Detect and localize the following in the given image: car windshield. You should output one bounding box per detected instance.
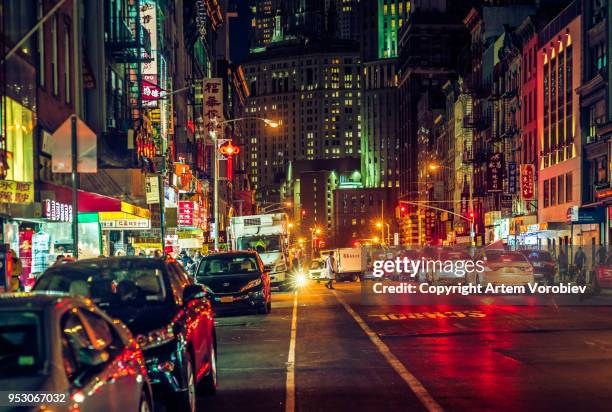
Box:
[310,260,325,270]
[35,258,167,305]
[237,236,281,253]
[0,311,44,376]
[198,255,259,276]
[522,251,553,261]
[486,252,528,263]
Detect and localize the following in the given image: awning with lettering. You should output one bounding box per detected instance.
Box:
[40,183,150,219]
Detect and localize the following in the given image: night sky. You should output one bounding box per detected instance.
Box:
[229,0,252,63]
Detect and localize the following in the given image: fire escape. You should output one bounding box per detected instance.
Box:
[107,0,151,124]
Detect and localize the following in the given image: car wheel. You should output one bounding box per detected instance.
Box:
[200,340,218,395]
[139,391,152,412]
[178,356,196,412]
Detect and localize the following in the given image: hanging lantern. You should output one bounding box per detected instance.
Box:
[219,142,240,156]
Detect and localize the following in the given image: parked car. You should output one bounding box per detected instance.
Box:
[425,248,473,285]
[519,249,556,285]
[592,254,612,294]
[195,251,271,314]
[308,259,326,281]
[0,292,153,412]
[34,256,217,412]
[481,250,535,286]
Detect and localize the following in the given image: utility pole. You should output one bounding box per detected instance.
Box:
[71,0,81,258]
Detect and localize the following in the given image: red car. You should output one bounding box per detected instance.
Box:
[593,255,612,294]
[35,256,217,412]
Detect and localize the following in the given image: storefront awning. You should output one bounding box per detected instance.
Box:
[40,183,150,219]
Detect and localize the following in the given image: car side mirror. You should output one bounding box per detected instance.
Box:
[78,347,109,367]
[183,284,206,302]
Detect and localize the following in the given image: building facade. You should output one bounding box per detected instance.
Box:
[241,39,361,201]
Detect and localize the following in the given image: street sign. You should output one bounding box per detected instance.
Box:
[145,176,160,204]
[51,115,97,173]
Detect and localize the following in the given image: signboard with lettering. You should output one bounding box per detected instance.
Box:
[43,199,73,222]
[202,78,224,140]
[141,1,158,107]
[0,181,34,204]
[178,201,196,227]
[520,164,535,201]
[101,219,151,230]
[567,206,604,224]
[508,162,517,194]
[486,153,504,193]
[145,176,160,204]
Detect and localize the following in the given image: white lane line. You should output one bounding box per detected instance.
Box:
[285,290,298,412]
[332,290,444,412]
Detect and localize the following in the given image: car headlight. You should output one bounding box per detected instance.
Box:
[294,272,308,288]
[239,278,262,292]
[137,326,175,350]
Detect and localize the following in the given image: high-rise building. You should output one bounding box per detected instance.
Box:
[361,59,400,190]
[241,39,361,201]
[361,0,411,60]
[250,0,358,51]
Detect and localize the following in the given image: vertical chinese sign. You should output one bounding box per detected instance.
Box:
[486,153,504,193]
[178,201,195,228]
[520,164,535,201]
[202,78,224,140]
[141,0,158,108]
[508,162,517,194]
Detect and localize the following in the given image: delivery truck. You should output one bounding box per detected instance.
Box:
[321,247,365,282]
[228,213,290,289]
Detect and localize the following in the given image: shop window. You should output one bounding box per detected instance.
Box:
[596,156,608,184]
[550,177,556,206]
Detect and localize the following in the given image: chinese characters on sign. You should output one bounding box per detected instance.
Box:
[140,1,158,107]
[101,219,151,230]
[178,201,197,227]
[486,153,504,193]
[202,78,224,140]
[508,162,517,194]
[141,79,163,102]
[43,199,73,222]
[0,181,34,204]
[520,164,535,201]
[145,176,160,204]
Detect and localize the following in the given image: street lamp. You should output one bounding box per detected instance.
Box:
[376,221,391,245]
[210,116,280,250]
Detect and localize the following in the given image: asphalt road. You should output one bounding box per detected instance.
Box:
[201,281,612,412]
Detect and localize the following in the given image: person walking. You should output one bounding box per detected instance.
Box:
[596,244,607,266]
[557,248,568,282]
[324,251,336,289]
[574,246,587,284]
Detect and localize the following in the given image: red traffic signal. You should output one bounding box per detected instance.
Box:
[301,210,307,216]
[468,211,475,219]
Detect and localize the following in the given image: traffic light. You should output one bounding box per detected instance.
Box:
[301,210,307,216]
[468,211,475,220]
[397,204,408,218]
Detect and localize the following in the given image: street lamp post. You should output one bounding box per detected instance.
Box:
[210,116,279,250]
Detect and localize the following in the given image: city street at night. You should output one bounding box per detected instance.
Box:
[205,283,612,412]
[3,0,612,410]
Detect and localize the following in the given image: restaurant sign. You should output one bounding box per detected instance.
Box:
[0,181,34,204]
